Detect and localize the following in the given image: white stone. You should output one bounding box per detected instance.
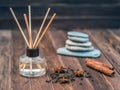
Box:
[67,31,89,38]
[65,45,94,51]
[66,40,92,47]
[68,36,89,42]
[57,47,101,58]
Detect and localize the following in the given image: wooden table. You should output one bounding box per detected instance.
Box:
[0,28,120,90]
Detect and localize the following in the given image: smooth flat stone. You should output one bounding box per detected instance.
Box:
[57,47,101,58]
[67,31,89,38]
[65,45,94,51]
[68,36,89,42]
[66,40,92,47]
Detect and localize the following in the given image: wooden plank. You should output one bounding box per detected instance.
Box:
[0,0,119,6]
[106,30,120,53]
[77,29,115,90]
[41,32,72,90]
[12,30,30,90]
[33,0,120,4]
[1,5,120,20]
[81,29,119,90]
[28,30,53,90]
[85,29,120,74]
[84,29,120,90]
[0,31,12,90]
[110,29,120,36]
[0,19,120,30]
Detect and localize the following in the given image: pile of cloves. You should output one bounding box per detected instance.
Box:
[46,66,92,84]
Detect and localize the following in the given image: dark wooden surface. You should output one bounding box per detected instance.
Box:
[0,0,120,28]
[0,28,120,90]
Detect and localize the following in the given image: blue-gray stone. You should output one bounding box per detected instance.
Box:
[68,36,89,42]
[66,40,92,47]
[65,45,94,51]
[67,31,89,38]
[57,47,101,58]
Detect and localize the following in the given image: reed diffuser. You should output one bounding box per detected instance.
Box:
[10,6,56,77]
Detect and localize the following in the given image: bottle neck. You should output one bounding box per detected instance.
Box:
[26,48,39,57]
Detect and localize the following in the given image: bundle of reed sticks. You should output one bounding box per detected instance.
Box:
[10,5,56,49]
[10,5,56,74]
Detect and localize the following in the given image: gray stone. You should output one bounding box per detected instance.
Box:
[67,31,89,38]
[68,36,89,42]
[66,40,92,47]
[57,47,101,58]
[65,45,94,51]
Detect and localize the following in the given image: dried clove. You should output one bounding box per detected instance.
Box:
[59,77,70,84]
[74,70,84,77]
[80,83,82,85]
[46,66,92,85]
[54,66,65,73]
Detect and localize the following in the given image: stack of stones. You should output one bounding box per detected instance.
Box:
[66,31,93,51]
[57,31,101,58]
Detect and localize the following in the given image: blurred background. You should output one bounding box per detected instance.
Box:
[0,0,120,29]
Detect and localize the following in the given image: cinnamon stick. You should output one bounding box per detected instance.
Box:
[86,58,113,70]
[86,59,114,76]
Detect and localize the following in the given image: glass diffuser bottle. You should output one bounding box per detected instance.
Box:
[19,48,46,77]
[10,5,56,78]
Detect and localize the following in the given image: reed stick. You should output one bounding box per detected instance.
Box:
[23,14,33,49]
[34,13,56,48]
[19,63,24,68]
[28,5,33,74]
[30,59,32,74]
[33,8,50,48]
[23,64,26,71]
[36,64,42,69]
[28,5,33,48]
[10,8,30,48]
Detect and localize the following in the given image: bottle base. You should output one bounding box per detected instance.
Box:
[19,68,46,77]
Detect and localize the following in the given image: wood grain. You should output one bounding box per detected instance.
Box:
[0,31,12,90]
[12,30,30,90]
[42,32,71,90]
[0,29,120,90]
[84,29,120,90]
[28,30,53,90]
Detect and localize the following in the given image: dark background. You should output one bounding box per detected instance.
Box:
[0,0,120,29]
